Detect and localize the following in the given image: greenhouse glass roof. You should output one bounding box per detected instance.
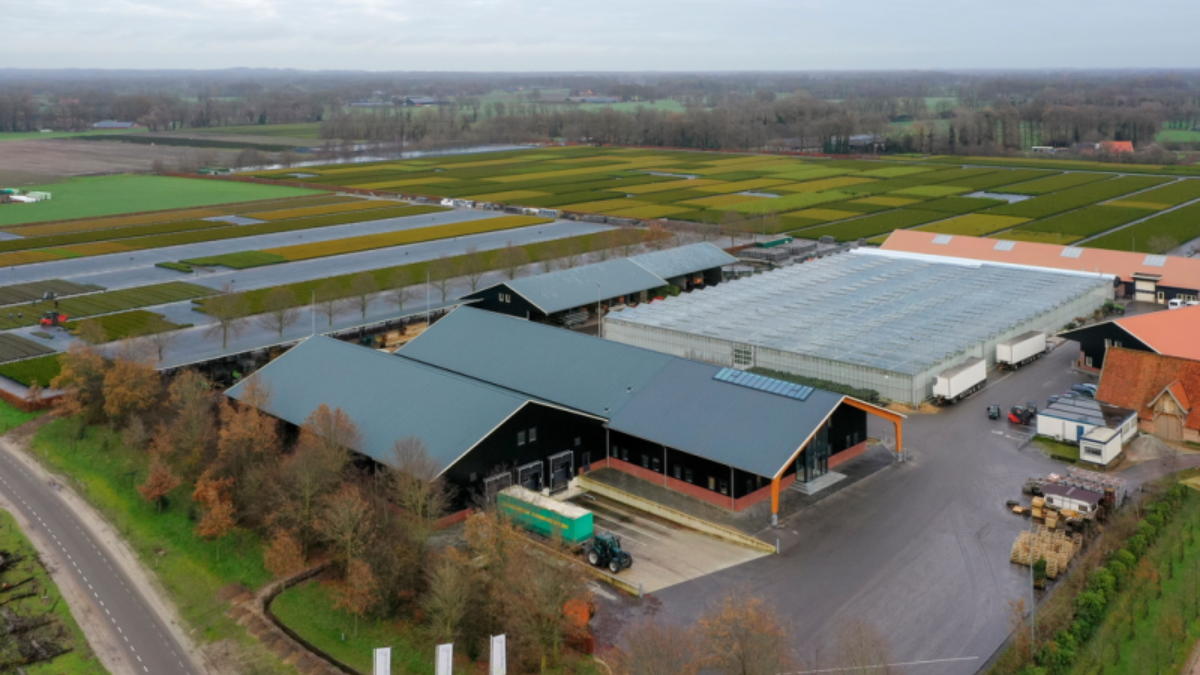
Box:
[606,249,1111,376]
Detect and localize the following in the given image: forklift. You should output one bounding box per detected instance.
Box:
[1008,405,1036,425]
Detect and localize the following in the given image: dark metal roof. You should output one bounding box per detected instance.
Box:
[1039,394,1136,429]
[612,359,845,477]
[399,307,675,417]
[225,336,533,473]
[499,258,667,315]
[1041,483,1102,505]
[400,307,847,477]
[629,243,737,280]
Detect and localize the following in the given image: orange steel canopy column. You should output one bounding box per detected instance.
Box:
[767,397,905,528]
[842,397,905,459]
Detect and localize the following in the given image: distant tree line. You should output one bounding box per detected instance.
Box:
[5,70,1200,157]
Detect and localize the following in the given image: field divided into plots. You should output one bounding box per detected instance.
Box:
[246,148,1200,248]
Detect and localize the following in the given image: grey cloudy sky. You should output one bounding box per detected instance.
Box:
[1,0,1196,70]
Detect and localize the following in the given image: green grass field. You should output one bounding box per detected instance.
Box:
[188,123,323,139]
[1155,128,1200,144]
[0,129,147,142]
[273,580,431,675]
[64,309,188,341]
[0,175,322,227]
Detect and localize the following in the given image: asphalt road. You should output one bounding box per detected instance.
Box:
[0,208,600,291]
[0,441,199,675]
[628,344,1157,674]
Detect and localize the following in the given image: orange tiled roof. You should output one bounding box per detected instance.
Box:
[1097,348,1200,430]
[881,230,1200,292]
[1101,141,1135,153]
[1114,305,1200,361]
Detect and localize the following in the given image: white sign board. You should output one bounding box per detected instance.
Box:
[490,635,507,675]
[374,647,391,675]
[436,643,454,675]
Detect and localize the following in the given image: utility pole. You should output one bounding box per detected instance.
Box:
[311,291,316,335]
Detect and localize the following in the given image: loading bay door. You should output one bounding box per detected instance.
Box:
[517,461,543,492]
[548,451,573,493]
[483,472,512,504]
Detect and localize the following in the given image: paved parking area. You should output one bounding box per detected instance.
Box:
[595,342,1200,674]
[569,492,767,594]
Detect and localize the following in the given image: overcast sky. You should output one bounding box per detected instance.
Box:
[1,0,1197,71]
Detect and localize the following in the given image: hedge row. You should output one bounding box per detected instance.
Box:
[1011,484,1190,675]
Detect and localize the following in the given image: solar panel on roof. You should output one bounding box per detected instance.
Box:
[1143,254,1167,267]
[713,369,816,402]
[1061,247,1083,258]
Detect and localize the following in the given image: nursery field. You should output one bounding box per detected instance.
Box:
[185,214,554,268]
[63,309,188,341]
[0,282,212,331]
[242,147,1200,244]
[0,195,444,269]
[0,353,62,387]
[1088,200,1200,252]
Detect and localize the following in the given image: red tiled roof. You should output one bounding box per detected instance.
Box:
[1114,304,1200,361]
[1096,348,1200,430]
[881,230,1200,292]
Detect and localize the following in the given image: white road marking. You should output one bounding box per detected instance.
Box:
[785,656,980,673]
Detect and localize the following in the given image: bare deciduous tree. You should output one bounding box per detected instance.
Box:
[258,287,300,338]
[833,619,899,675]
[139,314,179,363]
[204,284,249,349]
[388,437,449,536]
[607,617,698,675]
[316,280,346,327]
[497,242,530,280]
[349,272,379,320]
[424,548,474,644]
[429,255,456,302]
[316,484,374,574]
[461,245,487,292]
[388,267,416,312]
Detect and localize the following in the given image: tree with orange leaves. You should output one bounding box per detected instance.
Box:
[194,473,236,560]
[335,558,379,637]
[51,341,109,424]
[217,377,278,477]
[694,592,793,675]
[137,454,181,514]
[102,346,160,427]
[263,529,306,580]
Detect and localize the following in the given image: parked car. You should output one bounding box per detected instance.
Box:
[1168,298,1200,310]
[1072,383,1098,398]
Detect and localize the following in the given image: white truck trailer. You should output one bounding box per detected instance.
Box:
[933,357,987,405]
[997,331,1047,370]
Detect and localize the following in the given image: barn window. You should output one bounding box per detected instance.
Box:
[517,431,526,446]
[685,468,694,483]
[529,427,537,442]
[574,437,581,447]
